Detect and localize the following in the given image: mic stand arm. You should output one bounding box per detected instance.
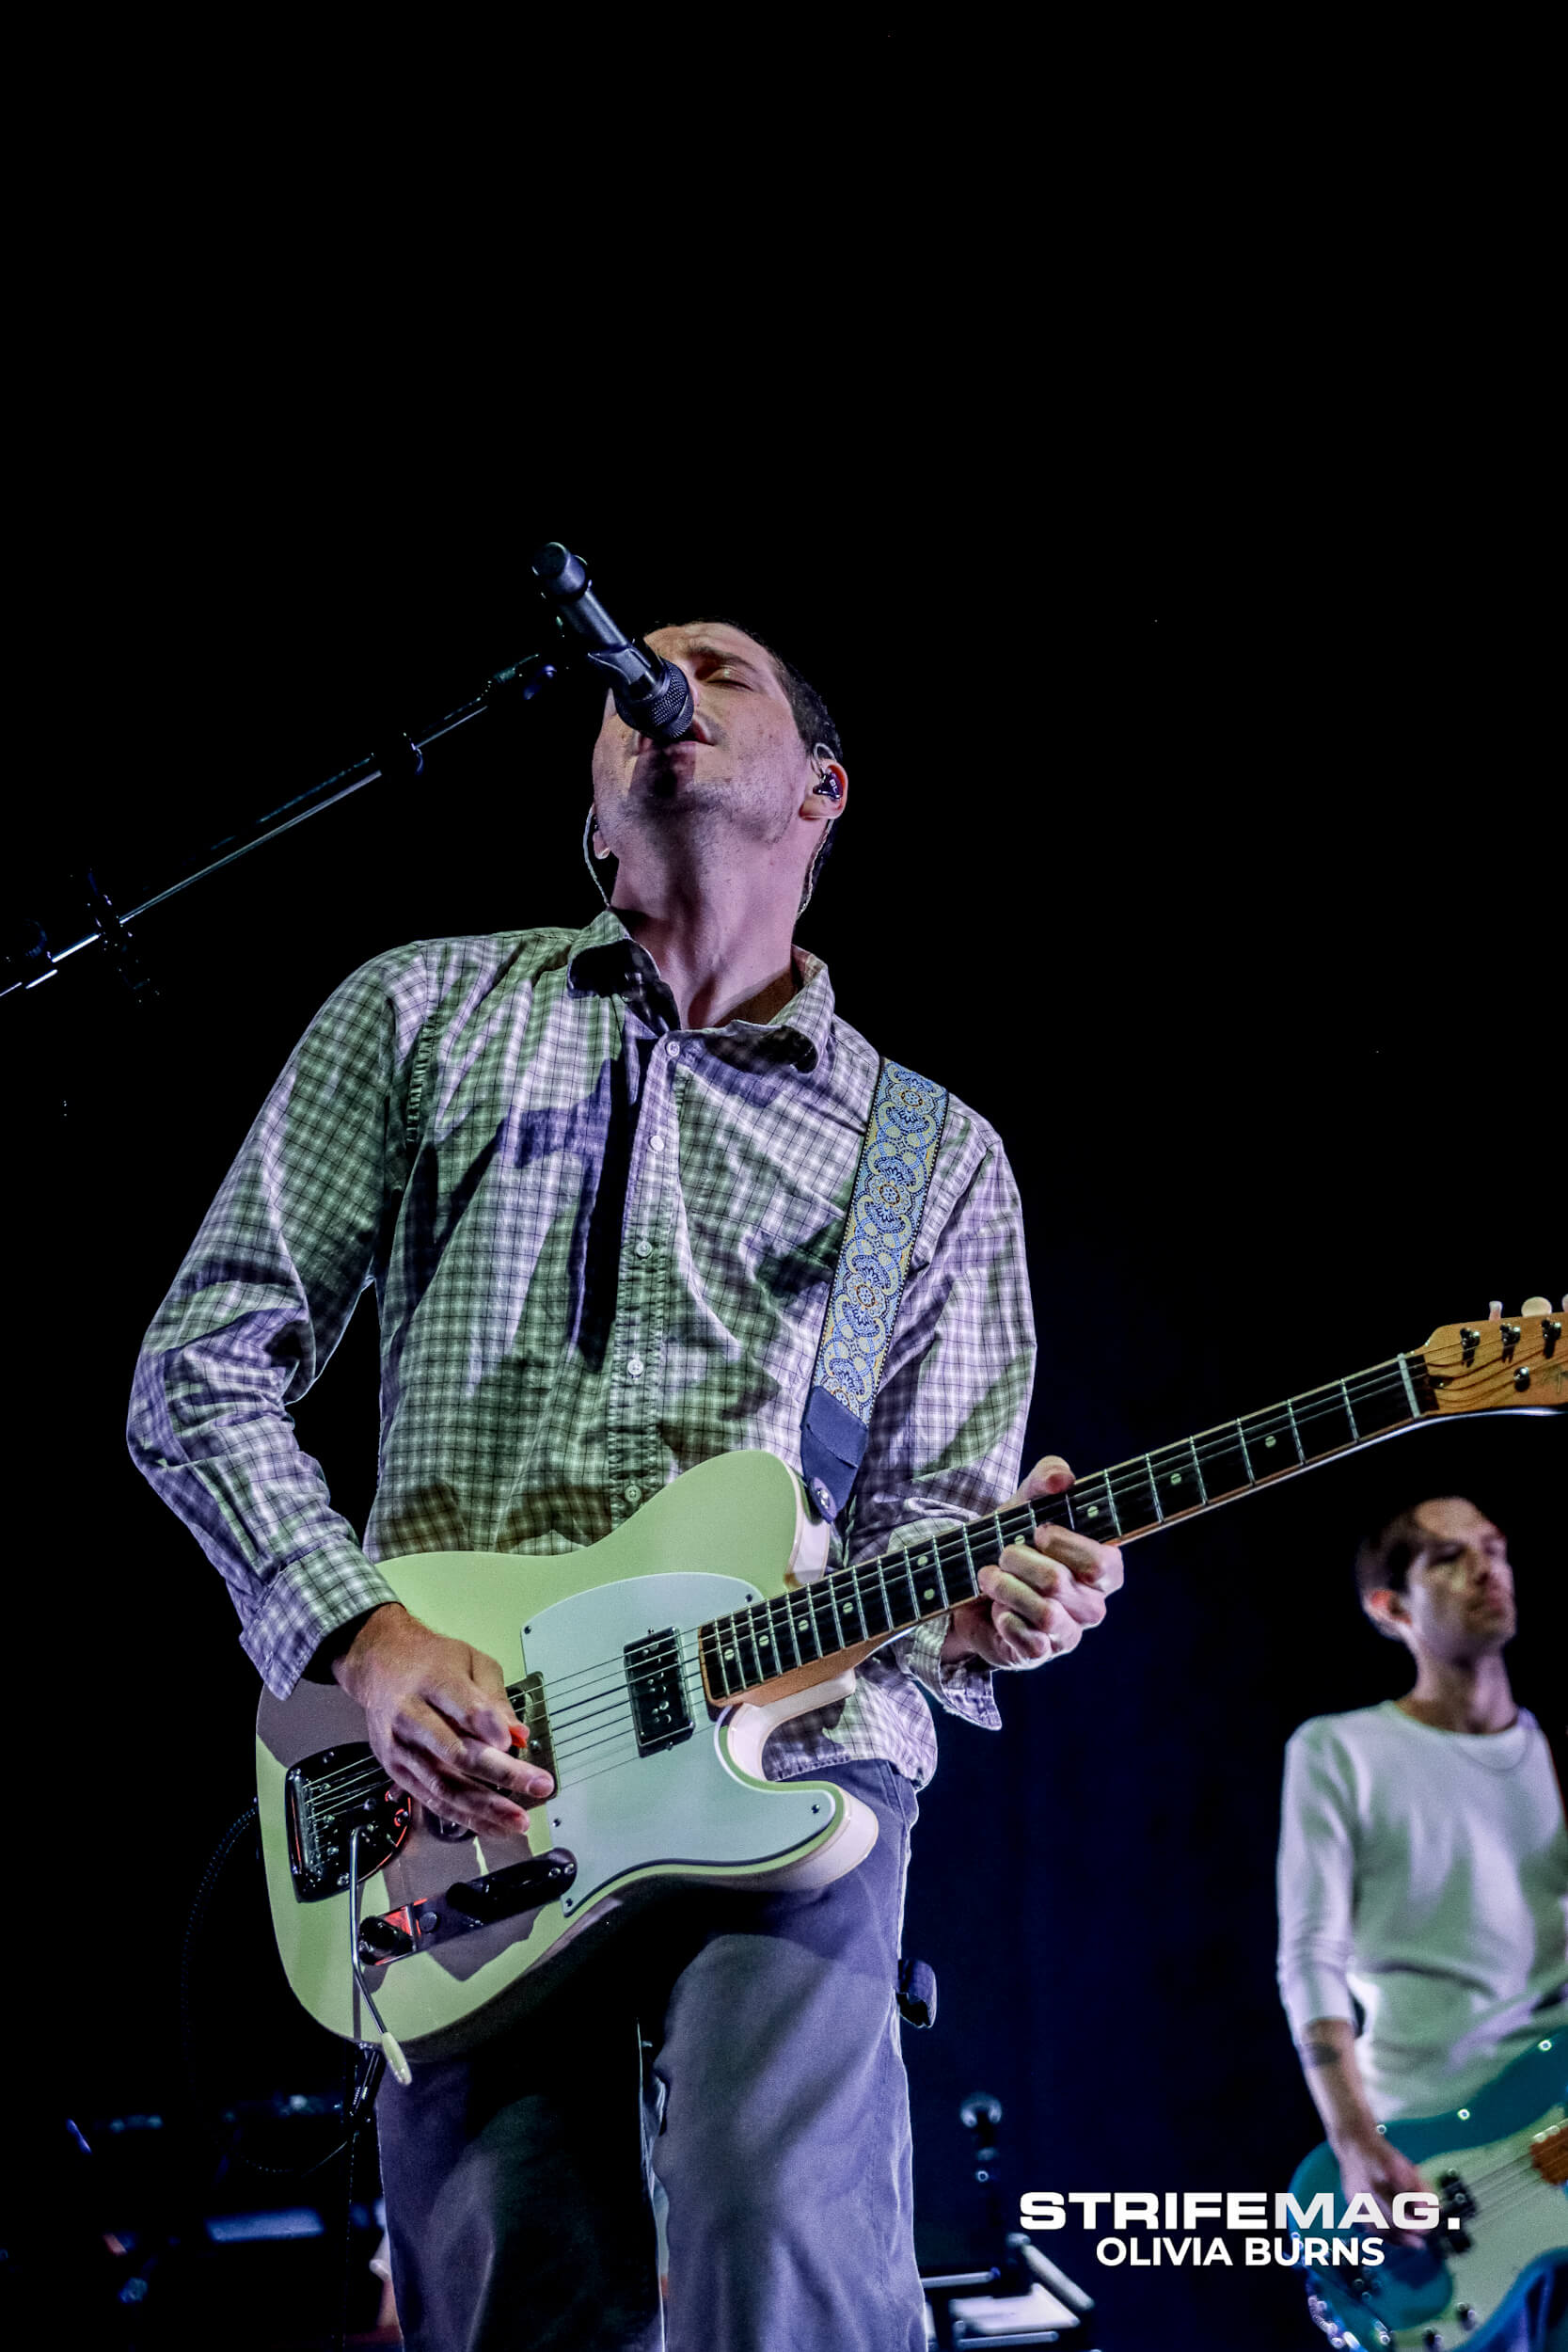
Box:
[3,642,562,1006]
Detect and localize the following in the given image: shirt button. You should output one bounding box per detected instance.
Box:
[624,1482,641,1503]
[626,1356,644,1380]
[648,1136,666,1155]
[635,1240,652,1259]
[664,1039,682,1060]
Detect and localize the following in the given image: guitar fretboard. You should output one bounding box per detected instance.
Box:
[698,1352,1436,1703]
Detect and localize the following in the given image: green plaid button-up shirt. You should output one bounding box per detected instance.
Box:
[129,910,1036,1785]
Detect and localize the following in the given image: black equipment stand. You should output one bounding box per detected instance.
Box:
[3,641,562,1006]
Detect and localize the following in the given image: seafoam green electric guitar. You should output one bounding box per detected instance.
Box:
[255,1303,1564,2075]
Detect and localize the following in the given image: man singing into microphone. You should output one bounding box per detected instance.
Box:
[129,615,1123,2350]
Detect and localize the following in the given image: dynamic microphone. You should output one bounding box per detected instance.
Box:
[530,543,694,744]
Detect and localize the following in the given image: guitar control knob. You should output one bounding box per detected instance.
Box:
[1422,2333,1444,2349]
[1456,2312,1478,2333]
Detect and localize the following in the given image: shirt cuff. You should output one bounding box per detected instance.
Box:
[898,1613,1002,1731]
[1280,1966,1359,2044]
[240,1541,403,1700]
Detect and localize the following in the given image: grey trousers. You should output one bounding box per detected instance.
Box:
[376,1760,928,2352]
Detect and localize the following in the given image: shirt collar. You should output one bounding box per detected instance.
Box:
[565,908,832,1072]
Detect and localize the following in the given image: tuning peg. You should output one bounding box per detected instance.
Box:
[1488,1301,1503,1321]
[1521,1295,1553,1314]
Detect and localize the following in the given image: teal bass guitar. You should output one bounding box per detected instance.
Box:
[1290,2037,1566,2350]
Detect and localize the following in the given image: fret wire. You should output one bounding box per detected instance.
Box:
[704,1624,730,1702]
[836,1567,867,1645]
[1144,1456,1164,1522]
[770,1590,800,1673]
[1339,1377,1359,1441]
[952,1521,980,1604]
[787,1588,820,1661]
[1284,1398,1305,1463]
[847,1557,879,1636]
[1397,1353,1421,1420]
[1187,1433,1207,1503]
[848,1555,883,1636]
[900,1548,926,1623]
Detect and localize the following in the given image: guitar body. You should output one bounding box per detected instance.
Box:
[1290,2040,1567,2349]
[256,1450,879,2062]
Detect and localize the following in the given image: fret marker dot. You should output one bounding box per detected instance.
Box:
[1264,1435,1276,1448]
[1086,1505,1099,1519]
[723,1646,735,1661]
[922,1586,936,1601]
[1170,1471,1182,1485]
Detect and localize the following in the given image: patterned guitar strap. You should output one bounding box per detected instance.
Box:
[799,1057,949,1524]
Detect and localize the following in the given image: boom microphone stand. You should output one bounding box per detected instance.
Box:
[3,537,686,1009]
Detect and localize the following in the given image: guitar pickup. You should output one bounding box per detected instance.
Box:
[1435,2168,1477,2250]
[626,1629,693,1756]
[356,1851,577,1966]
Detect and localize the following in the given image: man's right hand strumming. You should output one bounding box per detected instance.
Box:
[332,1603,554,1839]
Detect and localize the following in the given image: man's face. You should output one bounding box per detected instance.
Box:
[588,621,821,867]
[1386,1497,1517,1660]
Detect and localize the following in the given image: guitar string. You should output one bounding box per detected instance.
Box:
[307,1338,1523,1801]
[301,1359,1449,1812]
[306,1430,1412,1815]
[521,1359,1406,1718]
[308,1650,710,1809]
[1426,2131,1564,2200]
[401,1360,1426,1738]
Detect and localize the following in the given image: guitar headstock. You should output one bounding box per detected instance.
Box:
[1419,1297,1567,1414]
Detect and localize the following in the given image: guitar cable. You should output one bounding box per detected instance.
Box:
[180,1800,387,2179]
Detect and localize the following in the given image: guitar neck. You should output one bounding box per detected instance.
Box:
[699,1349,1440,1706]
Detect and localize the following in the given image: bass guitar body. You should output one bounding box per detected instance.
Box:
[256,1451,878,2063]
[1290,2039,1567,2349]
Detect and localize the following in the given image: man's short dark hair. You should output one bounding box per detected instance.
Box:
[1354,1504,1435,1627]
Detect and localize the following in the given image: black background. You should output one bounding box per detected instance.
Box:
[6,80,1562,2347]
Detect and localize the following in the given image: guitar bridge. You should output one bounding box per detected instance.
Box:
[286,1745,410,1901]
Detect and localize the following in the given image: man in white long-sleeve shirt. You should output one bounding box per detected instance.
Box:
[1277,1494,1567,2350]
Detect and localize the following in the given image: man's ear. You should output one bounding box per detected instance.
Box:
[800,755,848,821]
[1363,1586,1412,1643]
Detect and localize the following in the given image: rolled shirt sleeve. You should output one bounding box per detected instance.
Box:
[127,946,431,1698]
